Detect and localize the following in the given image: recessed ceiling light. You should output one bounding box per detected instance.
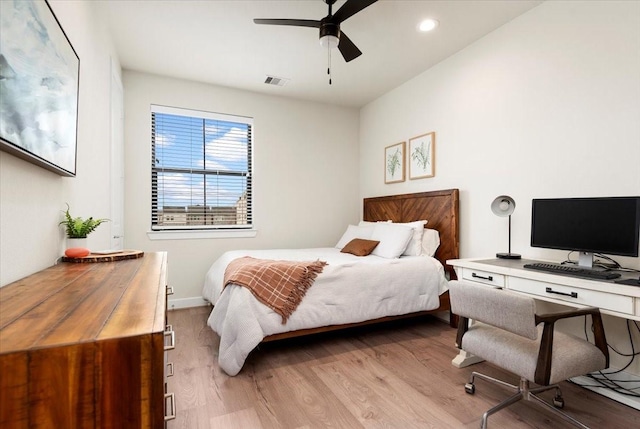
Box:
[418,18,439,32]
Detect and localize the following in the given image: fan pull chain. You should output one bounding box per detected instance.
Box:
[327,44,332,85]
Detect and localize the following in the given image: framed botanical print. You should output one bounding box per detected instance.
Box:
[384,141,405,184]
[409,132,435,179]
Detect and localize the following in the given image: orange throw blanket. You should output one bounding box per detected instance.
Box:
[223,257,328,324]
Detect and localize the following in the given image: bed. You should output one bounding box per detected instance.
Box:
[202,189,460,375]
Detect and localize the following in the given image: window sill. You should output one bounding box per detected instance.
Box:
[147,229,257,240]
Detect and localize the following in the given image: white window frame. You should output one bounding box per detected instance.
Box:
[148,104,255,240]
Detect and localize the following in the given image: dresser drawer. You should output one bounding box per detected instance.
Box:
[462,267,505,287]
[509,277,634,315]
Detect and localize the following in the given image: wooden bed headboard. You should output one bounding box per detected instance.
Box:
[363,189,460,279]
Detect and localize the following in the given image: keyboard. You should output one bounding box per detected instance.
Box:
[523,263,621,280]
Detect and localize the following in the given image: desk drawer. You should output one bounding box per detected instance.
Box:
[462,268,505,287]
[509,277,634,315]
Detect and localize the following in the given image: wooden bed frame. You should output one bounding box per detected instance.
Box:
[262,189,460,342]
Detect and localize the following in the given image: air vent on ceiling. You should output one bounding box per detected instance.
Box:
[264,75,290,87]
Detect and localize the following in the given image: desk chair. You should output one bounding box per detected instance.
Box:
[449,280,609,429]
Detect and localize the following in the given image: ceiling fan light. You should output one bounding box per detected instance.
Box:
[319,34,339,49]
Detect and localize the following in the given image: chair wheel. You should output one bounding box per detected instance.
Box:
[465,383,475,394]
[553,396,565,408]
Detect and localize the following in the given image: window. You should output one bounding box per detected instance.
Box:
[151,105,252,232]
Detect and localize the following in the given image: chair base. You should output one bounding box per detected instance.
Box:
[466,371,590,429]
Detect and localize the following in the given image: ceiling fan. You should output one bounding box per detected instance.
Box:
[254,0,379,63]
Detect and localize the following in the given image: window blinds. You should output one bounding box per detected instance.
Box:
[151,105,253,230]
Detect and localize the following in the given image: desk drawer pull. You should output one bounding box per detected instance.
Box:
[472,272,493,281]
[164,392,176,421]
[545,287,578,298]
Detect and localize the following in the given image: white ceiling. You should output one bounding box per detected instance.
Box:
[96,0,543,108]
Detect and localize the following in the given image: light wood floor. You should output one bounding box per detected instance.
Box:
[166,306,640,428]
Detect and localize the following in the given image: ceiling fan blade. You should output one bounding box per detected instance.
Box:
[337,31,362,62]
[331,0,378,24]
[253,19,321,28]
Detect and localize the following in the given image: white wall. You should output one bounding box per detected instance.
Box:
[123,71,360,306]
[0,0,121,286]
[361,0,640,265]
[360,1,640,373]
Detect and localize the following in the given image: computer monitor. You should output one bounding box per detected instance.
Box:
[531,196,640,268]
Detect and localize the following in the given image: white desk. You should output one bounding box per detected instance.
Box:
[447,258,640,409]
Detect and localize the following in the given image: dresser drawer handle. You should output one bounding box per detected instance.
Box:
[472,272,493,281]
[164,392,176,421]
[166,362,174,377]
[164,329,175,351]
[545,287,578,298]
[166,285,174,296]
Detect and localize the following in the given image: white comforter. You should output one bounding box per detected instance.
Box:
[202,248,449,376]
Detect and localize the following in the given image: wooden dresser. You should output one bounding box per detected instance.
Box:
[0,251,174,428]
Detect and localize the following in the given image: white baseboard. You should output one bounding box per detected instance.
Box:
[168,296,210,310]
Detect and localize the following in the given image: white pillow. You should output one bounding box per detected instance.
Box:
[370,223,413,258]
[335,224,375,248]
[395,220,428,256]
[358,220,392,226]
[421,228,441,257]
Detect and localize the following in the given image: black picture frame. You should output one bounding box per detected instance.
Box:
[0,0,80,177]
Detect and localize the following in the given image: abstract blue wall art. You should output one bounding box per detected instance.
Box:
[0,0,80,176]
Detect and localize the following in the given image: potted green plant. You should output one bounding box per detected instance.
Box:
[60,204,109,252]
